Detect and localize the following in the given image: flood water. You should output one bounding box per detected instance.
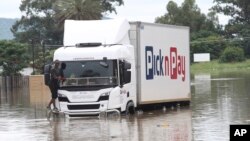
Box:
[1,70,250,141]
[192,70,250,141]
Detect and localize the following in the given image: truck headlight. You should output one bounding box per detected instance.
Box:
[58,93,69,102]
[58,93,67,97]
[101,92,110,96]
[98,92,110,101]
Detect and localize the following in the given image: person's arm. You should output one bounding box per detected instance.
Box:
[51,69,61,80]
[60,69,65,82]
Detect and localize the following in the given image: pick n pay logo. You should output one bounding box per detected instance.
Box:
[145,46,186,81]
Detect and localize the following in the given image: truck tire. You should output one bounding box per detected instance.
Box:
[126,101,135,115]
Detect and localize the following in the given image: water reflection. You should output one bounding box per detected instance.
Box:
[192,71,250,141]
[0,76,192,141]
[0,106,191,141]
[194,74,211,95]
[45,108,191,141]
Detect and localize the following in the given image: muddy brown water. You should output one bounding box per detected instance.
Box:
[1,71,250,140]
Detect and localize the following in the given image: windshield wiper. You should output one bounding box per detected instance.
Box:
[76,43,102,47]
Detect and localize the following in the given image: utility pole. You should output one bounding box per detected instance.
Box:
[31,39,35,74]
[41,40,45,70]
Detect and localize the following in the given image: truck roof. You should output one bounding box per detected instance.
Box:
[53,44,133,61]
[63,18,130,46]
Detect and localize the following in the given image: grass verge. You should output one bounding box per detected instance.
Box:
[191,59,250,74]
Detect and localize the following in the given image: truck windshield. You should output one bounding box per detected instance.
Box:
[60,60,118,87]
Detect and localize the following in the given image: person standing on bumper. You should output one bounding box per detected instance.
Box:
[47,60,61,111]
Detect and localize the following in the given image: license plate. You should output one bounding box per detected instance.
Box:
[72,94,94,100]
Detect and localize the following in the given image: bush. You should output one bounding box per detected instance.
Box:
[219,47,245,63]
[191,35,227,62]
[0,40,29,76]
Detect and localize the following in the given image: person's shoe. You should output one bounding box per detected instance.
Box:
[53,108,59,113]
[46,106,51,110]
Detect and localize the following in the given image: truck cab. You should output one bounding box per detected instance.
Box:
[53,43,136,116]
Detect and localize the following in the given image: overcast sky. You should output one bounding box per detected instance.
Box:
[0,0,230,24]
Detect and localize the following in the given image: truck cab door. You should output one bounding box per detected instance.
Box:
[119,60,132,111]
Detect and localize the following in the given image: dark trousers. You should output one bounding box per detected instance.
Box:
[49,81,59,99]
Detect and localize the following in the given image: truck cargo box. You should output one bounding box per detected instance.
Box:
[129,22,190,104]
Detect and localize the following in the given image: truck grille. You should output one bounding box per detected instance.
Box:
[67,104,100,110]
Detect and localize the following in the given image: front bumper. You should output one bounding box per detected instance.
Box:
[59,101,108,116]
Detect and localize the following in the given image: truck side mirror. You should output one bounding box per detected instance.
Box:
[119,60,131,87]
[124,71,131,83]
[124,61,131,83]
[124,61,131,69]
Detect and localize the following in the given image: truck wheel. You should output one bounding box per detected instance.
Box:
[126,101,135,115]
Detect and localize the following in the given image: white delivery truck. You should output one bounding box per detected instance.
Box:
[47,18,190,116]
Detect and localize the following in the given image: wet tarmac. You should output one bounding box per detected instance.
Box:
[1,70,250,140]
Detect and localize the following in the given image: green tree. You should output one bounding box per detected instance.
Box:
[12,0,123,74]
[32,50,54,74]
[53,0,103,28]
[11,0,62,45]
[155,0,220,33]
[101,0,123,14]
[156,0,224,62]
[212,0,250,57]
[12,0,124,45]
[191,35,227,61]
[212,0,250,25]
[0,41,29,76]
